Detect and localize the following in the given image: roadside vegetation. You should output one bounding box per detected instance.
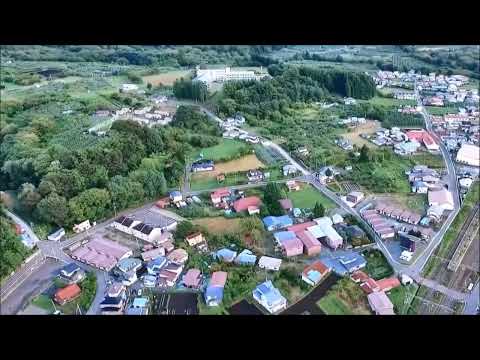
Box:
[363,249,394,280]
[317,278,370,315]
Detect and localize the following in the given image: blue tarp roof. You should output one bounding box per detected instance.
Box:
[273,231,296,244]
[216,248,237,262]
[170,191,182,197]
[263,215,293,229]
[235,250,257,265]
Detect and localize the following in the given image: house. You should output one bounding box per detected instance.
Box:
[247,205,261,215]
[216,173,226,182]
[215,248,237,263]
[126,297,149,315]
[427,205,445,222]
[286,180,300,191]
[310,217,344,250]
[331,213,344,225]
[296,230,322,256]
[394,141,420,155]
[377,277,401,292]
[158,263,184,288]
[235,249,257,266]
[106,282,126,299]
[273,231,297,244]
[263,215,293,231]
[48,228,65,241]
[252,281,287,314]
[338,253,367,273]
[456,144,480,167]
[406,130,439,151]
[233,196,262,213]
[182,268,202,289]
[146,256,167,275]
[185,232,205,247]
[287,221,317,233]
[167,249,188,265]
[155,197,171,209]
[412,180,428,193]
[121,83,139,92]
[281,238,304,257]
[191,160,215,172]
[296,147,310,157]
[278,199,293,212]
[351,270,369,283]
[360,277,381,294]
[367,291,395,315]
[141,247,166,262]
[428,188,454,210]
[302,261,331,286]
[111,216,136,235]
[205,271,228,306]
[459,177,473,189]
[162,241,175,253]
[54,284,81,305]
[247,169,264,182]
[169,191,183,203]
[143,274,157,288]
[117,258,142,275]
[282,164,297,177]
[73,220,91,234]
[59,263,85,284]
[258,256,282,271]
[346,191,364,205]
[400,274,414,286]
[210,188,231,208]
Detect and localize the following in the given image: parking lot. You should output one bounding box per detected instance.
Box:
[228,299,265,315]
[151,292,199,315]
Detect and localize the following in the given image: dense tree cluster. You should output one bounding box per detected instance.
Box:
[0,207,29,280]
[172,78,208,102]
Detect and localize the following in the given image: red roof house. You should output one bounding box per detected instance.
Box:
[183,268,202,289]
[296,230,322,256]
[360,278,381,294]
[156,197,171,209]
[54,283,81,305]
[351,270,369,283]
[377,277,401,292]
[233,196,262,213]
[210,271,228,287]
[287,221,316,233]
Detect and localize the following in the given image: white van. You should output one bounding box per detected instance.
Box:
[467,283,474,292]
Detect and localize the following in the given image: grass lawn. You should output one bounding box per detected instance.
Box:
[365,96,416,107]
[408,152,445,169]
[193,139,250,162]
[387,283,419,315]
[363,249,394,280]
[287,185,335,210]
[192,217,243,235]
[316,293,370,315]
[425,106,458,116]
[190,172,247,191]
[31,294,55,313]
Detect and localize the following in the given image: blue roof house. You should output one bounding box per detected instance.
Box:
[234,249,257,266]
[60,263,81,278]
[147,256,167,275]
[169,191,183,202]
[273,231,297,244]
[205,286,224,307]
[263,215,293,231]
[252,281,287,314]
[338,253,366,273]
[215,248,237,263]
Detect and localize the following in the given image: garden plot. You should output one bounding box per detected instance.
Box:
[142,70,191,86]
[192,217,242,235]
[341,120,381,149]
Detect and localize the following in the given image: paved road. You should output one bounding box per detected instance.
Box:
[463,283,480,314]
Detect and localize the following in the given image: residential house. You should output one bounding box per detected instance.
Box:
[367,291,395,315]
[377,277,401,292]
[54,284,81,305]
[278,199,293,212]
[258,256,282,271]
[167,249,188,265]
[338,252,367,273]
[48,228,65,241]
[169,191,183,203]
[125,297,149,315]
[252,281,287,314]
[182,268,202,289]
[247,169,264,182]
[296,147,309,157]
[360,277,381,294]
[215,248,238,263]
[210,188,231,208]
[205,271,228,306]
[331,213,344,225]
[456,144,480,167]
[281,238,304,257]
[235,249,257,266]
[263,215,294,231]
[233,196,262,213]
[310,217,343,250]
[158,263,184,288]
[111,216,136,235]
[73,220,91,234]
[185,232,205,247]
[427,204,445,222]
[146,256,167,275]
[302,261,331,286]
[296,230,322,256]
[346,191,364,205]
[143,274,157,288]
[394,141,420,155]
[428,188,454,210]
[411,180,428,193]
[58,263,85,284]
[155,197,171,209]
[286,180,300,191]
[351,270,369,283]
[282,164,297,177]
[141,247,166,262]
[191,160,215,172]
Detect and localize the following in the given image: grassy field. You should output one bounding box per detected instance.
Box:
[425,106,459,116]
[31,294,55,313]
[192,217,243,235]
[363,249,394,280]
[142,70,191,86]
[365,96,416,107]
[387,283,419,315]
[388,193,428,213]
[287,184,335,210]
[408,152,445,169]
[317,291,370,315]
[423,181,479,277]
[194,139,251,162]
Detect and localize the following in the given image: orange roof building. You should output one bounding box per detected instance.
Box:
[54,283,81,305]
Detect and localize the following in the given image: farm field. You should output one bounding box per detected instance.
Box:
[192,217,243,235]
[341,120,381,149]
[287,184,335,210]
[364,96,416,107]
[142,70,191,86]
[425,106,459,116]
[194,139,251,162]
[408,151,445,169]
[387,283,419,315]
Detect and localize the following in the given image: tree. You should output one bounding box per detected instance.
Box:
[18,183,42,213]
[35,193,69,226]
[325,167,333,177]
[0,214,29,280]
[313,202,325,218]
[68,188,111,225]
[359,144,370,162]
[239,216,265,248]
[147,83,152,90]
[108,175,145,210]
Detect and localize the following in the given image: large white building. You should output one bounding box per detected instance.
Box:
[456,144,480,167]
[193,67,266,88]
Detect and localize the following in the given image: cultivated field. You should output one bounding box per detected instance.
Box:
[142,70,191,86]
[192,217,242,235]
[194,139,250,162]
[193,155,265,180]
[287,183,335,210]
[341,120,381,149]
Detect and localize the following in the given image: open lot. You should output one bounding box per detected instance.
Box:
[192,217,242,235]
[387,283,419,315]
[316,278,371,315]
[194,139,250,162]
[142,70,191,86]
[363,249,394,280]
[341,120,381,149]
[364,96,416,107]
[287,183,335,210]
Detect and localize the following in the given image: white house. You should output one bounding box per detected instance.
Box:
[73,220,92,234]
[47,228,65,241]
[258,256,282,271]
[252,281,287,314]
[121,84,139,92]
